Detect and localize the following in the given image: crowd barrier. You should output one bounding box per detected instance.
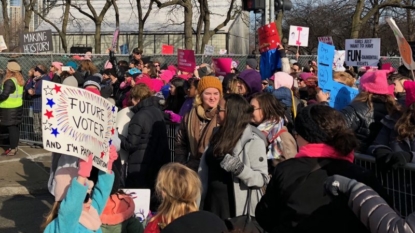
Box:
[12,99,415,217]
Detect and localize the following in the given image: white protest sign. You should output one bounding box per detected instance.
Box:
[219,49,227,55]
[288,26,309,47]
[121,189,151,221]
[333,50,346,71]
[42,81,118,172]
[0,36,7,51]
[116,107,134,165]
[318,36,333,45]
[204,45,214,55]
[345,38,380,67]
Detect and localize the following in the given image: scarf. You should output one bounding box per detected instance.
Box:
[79,206,102,231]
[187,105,217,159]
[295,143,354,163]
[85,87,101,96]
[257,119,285,160]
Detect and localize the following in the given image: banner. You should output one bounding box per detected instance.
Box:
[317,42,335,90]
[177,49,196,73]
[258,22,281,53]
[42,81,118,172]
[0,35,7,51]
[111,27,120,51]
[288,26,309,47]
[204,45,214,55]
[162,44,174,55]
[345,38,380,67]
[20,30,53,53]
[212,58,232,76]
[318,36,333,45]
[386,17,415,70]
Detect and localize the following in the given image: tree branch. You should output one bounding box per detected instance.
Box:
[153,0,184,8]
[70,3,96,22]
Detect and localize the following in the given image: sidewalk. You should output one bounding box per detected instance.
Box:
[0,145,51,196]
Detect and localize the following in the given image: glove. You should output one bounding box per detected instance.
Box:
[107,145,119,172]
[220,154,244,176]
[78,154,93,178]
[165,110,182,123]
[325,175,358,196]
[377,151,412,170]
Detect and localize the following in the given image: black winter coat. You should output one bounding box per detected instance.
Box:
[255,157,391,233]
[119,96,170,189]
[341,100,389,153]
[51,73,62,83]
[0,79,23,126]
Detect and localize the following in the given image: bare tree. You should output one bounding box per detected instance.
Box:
[22,0,36,33]
[1,0,11,51]
[134,0,154,50]
[71,0,113,53]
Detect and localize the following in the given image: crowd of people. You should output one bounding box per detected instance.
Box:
[0,45,415,232]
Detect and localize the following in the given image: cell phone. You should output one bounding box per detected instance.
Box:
[62,66,70,71]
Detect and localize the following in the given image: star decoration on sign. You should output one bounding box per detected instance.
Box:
[111,106,116,113]
[111,128,115,135]
[44,110,54,119]
[51,128,59,138]
[54,84,62,94]
[43,120,52,130]
[100,151,105,158]
[109,139,113,146]
[46,98,55,108]
[43,86,53,95]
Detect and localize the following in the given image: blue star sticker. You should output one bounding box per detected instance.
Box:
[51,128,59,138]
[111,106,116,113]
[46,98,55,108]
[109,139,113,145]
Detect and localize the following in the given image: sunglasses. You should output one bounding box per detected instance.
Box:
[35,67,43,73]
[84,193,91,203]
[262,82,268,85]
[154,64,160,67]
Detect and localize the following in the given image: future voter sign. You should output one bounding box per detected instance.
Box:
[345,38,380,66]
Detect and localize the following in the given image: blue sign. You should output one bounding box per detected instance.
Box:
[328,81,359,110]
[120,44,129,54]
[317,42,335,90]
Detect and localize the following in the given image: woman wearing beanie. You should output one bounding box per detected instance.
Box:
[255,104,391,233]
[199,94,268,220]
[175,76,222,172]
[271,72,296,124]
[41,146,118,233]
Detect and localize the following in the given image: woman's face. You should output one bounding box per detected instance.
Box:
[217,98,226,125]
[187,84,197,98]
[201,87,220,109]
[28,69,34,77]
[298,79,306,88]
[142,64,149,74]
[169,84,176,96]
[237,80,248,95]
[250,98,264,125]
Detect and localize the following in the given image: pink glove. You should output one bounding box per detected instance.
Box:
[107,145,119,172]
[78,155,93,178]
[165,110,182,123]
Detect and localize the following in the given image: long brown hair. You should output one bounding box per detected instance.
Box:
[80,60,98,74]
[251,92,286,123]
[395,103,415,141]
[211,94,254,155]
[353,91,400,114]
[40,201,61,231]
[4,70,25,86]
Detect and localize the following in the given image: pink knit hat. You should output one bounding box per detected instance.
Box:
[404,81,415,107]
[136,76,164,92]
[272,72,294,89]
[104,60,113,70]
[160,70,174,83]
[52,62,63,70]
[299,72,313,81]
[359,70,389,95]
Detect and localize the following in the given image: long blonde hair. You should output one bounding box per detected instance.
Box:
[152,163,201,226]
[40,201,61,231]
[4,70,25,86]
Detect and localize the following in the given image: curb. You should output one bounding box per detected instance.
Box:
[0,186,50,197]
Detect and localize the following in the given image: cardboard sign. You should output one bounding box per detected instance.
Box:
[162,44,174,55]
[318,36,334,45]
[177,49,196,73]
[111,27,120,51]
[328,81,359,110]
[288,26,309,47]
[42,81,118,172]
[345,38,381,67]
[317,42,335,90]
[386,17,415,70]
[258,22,281,53]
[212,58,232,76]
[0,35,7,51]
[333,50,346,71]
[204,45,214,55]
[20,30,53,53]
[121,189,151,221]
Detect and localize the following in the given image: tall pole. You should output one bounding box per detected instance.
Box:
[270,0,275,22]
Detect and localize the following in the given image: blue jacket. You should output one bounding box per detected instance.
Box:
[272,87,292,108]
[25,74,50,113]
[44,171,114,233]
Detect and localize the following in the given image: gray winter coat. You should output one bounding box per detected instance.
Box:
[198,125,269,217]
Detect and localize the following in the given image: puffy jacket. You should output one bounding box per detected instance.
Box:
[340,100,389,153]
[0,79,23,126]
[25,74,50,112]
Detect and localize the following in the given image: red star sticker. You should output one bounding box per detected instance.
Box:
[100,151,105,158]
[111,128,115,135]
[44,110,54,119]
[54,84,62,93]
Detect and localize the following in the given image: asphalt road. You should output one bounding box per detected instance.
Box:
[0,194,54,233]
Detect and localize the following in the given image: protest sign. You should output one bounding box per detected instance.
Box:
[162,44,174,55]
[386,17,415,70]
[121,189,151,221]
[41,81,118,172]
[333,50,346,71]
[120,44,129,54]
[0,35,7,51]
[317,42,335,90]
[318,36,334,45]
[288,26,309,47]
[212,58,232,76]
[177,49,196,73]
[219,49,227,55]
[204,45,214,55]
[345,38,380,67]
[20,30,53,53]
[116,107,134,165]
[258,22,281,53]
[111,27,120,51]
[327,81,359,110]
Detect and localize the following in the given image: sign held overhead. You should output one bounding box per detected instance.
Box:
[288,26,309,47]
[345,38,380,67]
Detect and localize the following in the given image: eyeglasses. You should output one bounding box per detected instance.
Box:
[253,107,261,111]
[217,106,226,113]
[143,65,149,68]
[84,193,91,203]
[154,64,160,67]
[262,82,268,85]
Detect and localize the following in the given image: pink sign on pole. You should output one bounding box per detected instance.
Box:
[177,49,196,73]
[213,58,232,76]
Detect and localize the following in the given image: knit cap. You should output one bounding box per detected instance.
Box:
[84,74,102,90]
[66,61,78,70]
[246,58,258,69]
[359,70,389,95]
[299,72,313,81]
[197,76,223,96]
[272,72,294,89]
[6,61,21,72]
[52,61,63,70]
[404,81,415,107]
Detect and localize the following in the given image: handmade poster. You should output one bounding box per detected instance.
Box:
[0,35,7,51]
[162,44,174,55]
[317,42,335,90]
[111,27,120,51]
[326,81,359,110]
[258,22,281,53]
[177,49,196,73]
[116,107,134,165]
[120,44,129,54]
[219,49,227,55]
[121,189,151,221]
[318,36,334,45]
[345,38,380,67]
[20,30,53,53]
[212,58,232,76]
[41,81,118,172]
[288,26,309,47]
[386,17,415,70]
[333,50,346,71]
[204,45,214,55]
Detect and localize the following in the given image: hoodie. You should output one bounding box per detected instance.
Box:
[238,69,262,101]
